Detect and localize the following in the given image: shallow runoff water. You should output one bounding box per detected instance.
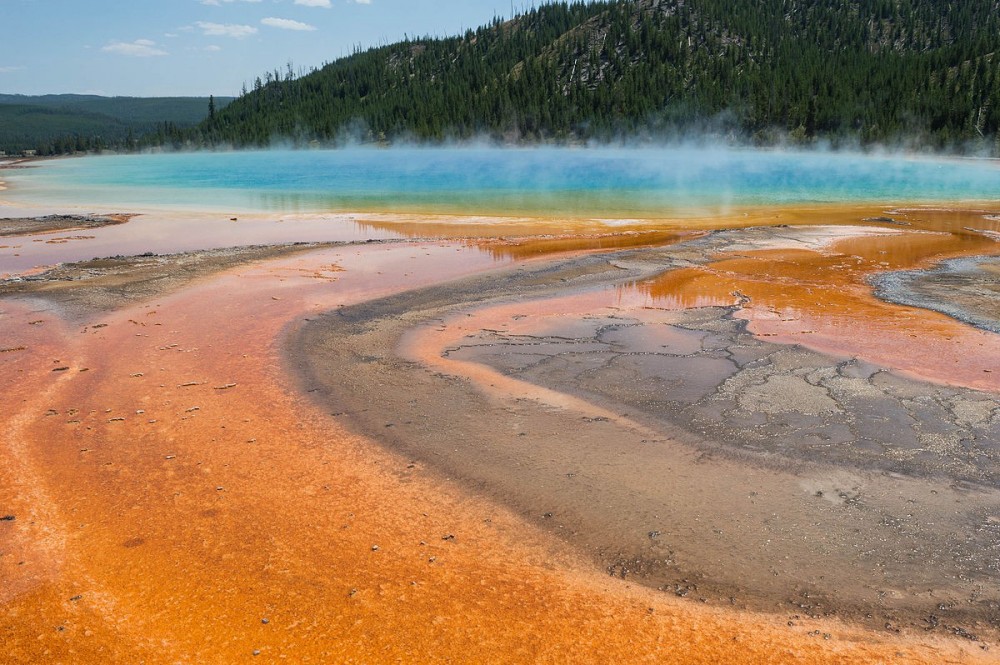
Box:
[7,147,1000,216]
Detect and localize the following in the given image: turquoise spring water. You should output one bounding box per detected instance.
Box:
[8,147,1000,216]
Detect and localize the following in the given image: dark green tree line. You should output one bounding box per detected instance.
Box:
[26,0,1000,154]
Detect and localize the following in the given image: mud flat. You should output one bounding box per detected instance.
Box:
[293,230,1000,647]
[0,242,336,316]
[2,214,998,662]
[872,256,1000,334]
[0,214,134,237]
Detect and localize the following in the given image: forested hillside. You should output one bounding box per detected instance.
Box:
[0,95,233,155]
[188,0,1000,152]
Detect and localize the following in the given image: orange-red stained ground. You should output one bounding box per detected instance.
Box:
[1,240,994,664]
[632,222,1000,390]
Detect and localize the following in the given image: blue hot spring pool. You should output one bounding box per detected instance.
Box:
[6,147,1000,216]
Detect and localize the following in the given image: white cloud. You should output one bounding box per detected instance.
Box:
[352,0,372,4]
[102,39,169,57]
[185,44,224,53]
[0,66,23,73]
[294,0,331,6]
[261,17,317,31]
[195,21,258,38]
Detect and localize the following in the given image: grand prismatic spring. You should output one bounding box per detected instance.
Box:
[3,147,1000,663]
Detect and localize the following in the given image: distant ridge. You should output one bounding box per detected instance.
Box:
[185,0,1000,152]
[0,94,233,155]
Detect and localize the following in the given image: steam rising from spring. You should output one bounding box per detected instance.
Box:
[8,145,1000,216]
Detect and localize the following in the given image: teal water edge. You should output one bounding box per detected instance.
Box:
[7,147,1000,216]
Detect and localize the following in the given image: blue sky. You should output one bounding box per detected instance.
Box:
[0,0,534,97]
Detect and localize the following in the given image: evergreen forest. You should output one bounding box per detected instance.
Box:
[0,95,232,156]
[8,0,1000,154]
[191,0,1000,152]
